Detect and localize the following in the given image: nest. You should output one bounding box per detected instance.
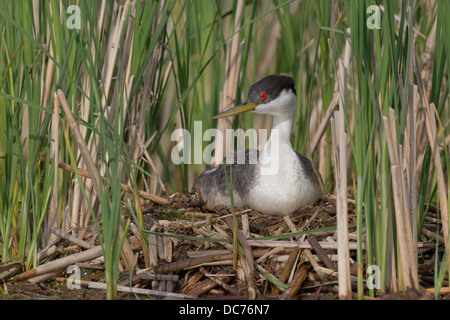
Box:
[3,191,443,300]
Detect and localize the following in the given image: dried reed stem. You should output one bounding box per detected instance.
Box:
[51,227,93,250]
[213,0,244,165]
[15,246,103,281]
[54,277,194,299]
[57,90,101,195]
[246,240,361,250]
[310,93,339,153]
[382,109,419,290]
[331,50,352,298]
[46,92,59,246]
[281,266,309,300]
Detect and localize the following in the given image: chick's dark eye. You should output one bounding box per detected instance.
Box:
[260,93,267,100]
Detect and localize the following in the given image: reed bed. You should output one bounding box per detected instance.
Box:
[0,0,449,300]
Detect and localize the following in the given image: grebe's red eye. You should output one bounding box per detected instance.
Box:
[260,93,267,100]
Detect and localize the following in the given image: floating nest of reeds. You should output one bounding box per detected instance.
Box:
[1,191,446,300]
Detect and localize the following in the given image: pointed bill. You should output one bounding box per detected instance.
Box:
[213,102,259,119]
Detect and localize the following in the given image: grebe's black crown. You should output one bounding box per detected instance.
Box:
[246,75,296,104]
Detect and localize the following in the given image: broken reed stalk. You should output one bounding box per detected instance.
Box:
[118,223,135,271]
[425,287,450,295]
[223,216,254,272]
[0,263,22,282]
[57,89,101,195]
[382,109,419,290]
[155,248,278,274]
[337,130,351,299]
[310,92,339,153]
[51,227,94,249]
[148,225,159,268]
[281,266,309,300]
[156,252,237,274]
[226,214,257,299]
[246,239,361,250]
[331,113,351,299]
[46,92,59,245]
[307,235,336,271]
[303,249,326,280]
[331,53,351,297]
[183,268,236,297]
[29,271,64,284]
[332,43,352,299]
[272,248,300,294]
[15,246,103,281]
[199,267,240,295]
[54,277,195,299]
[213,0,244,165]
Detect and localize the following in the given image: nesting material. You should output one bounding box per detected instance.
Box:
[6,192,441,299]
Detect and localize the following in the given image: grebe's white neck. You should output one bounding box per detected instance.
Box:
[255,89,297,152]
